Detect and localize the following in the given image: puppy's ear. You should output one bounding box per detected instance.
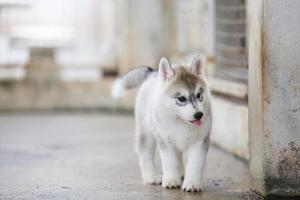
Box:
[159,57,174,81]
[191,56,205,77]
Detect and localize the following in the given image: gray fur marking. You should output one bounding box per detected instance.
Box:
[190,95,198,109]
[122,66,155,89]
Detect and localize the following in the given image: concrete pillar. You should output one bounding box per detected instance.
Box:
[248,0,300,196]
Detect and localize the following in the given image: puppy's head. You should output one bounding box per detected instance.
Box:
[158,56,209,127]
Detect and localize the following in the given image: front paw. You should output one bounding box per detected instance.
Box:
[182,179,202,192]
[162,176,182,189]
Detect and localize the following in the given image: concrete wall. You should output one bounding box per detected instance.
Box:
[0,79,135,111]
[116,0,213,73]
[249,0,300,196]
[115,0,165,73]
[176,0,211,54]
[211,95,248,160]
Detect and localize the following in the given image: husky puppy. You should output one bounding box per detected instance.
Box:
[112,56,212,192]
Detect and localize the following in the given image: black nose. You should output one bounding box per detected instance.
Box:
[194,112,203,120]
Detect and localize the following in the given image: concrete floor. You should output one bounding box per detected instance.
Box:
[0,113,261,200]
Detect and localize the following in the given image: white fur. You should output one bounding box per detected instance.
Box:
[116,56,212,192]
[111,78,125,98]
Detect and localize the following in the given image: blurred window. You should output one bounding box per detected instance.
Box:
[215,0,247,83]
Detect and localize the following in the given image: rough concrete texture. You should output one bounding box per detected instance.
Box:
[0,113,259,200]
[248,0,300,196]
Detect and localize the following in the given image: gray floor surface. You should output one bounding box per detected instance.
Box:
[0,113,261,200]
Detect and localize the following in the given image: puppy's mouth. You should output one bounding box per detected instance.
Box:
[190,119,202,127]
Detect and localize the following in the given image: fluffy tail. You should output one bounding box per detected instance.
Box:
[111,66,155,98]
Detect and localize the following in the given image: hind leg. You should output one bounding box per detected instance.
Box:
[135,130,161,185]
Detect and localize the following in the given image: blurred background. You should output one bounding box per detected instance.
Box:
[0,0,251,198]
[2,1,300,198]
[0,0,248,159]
